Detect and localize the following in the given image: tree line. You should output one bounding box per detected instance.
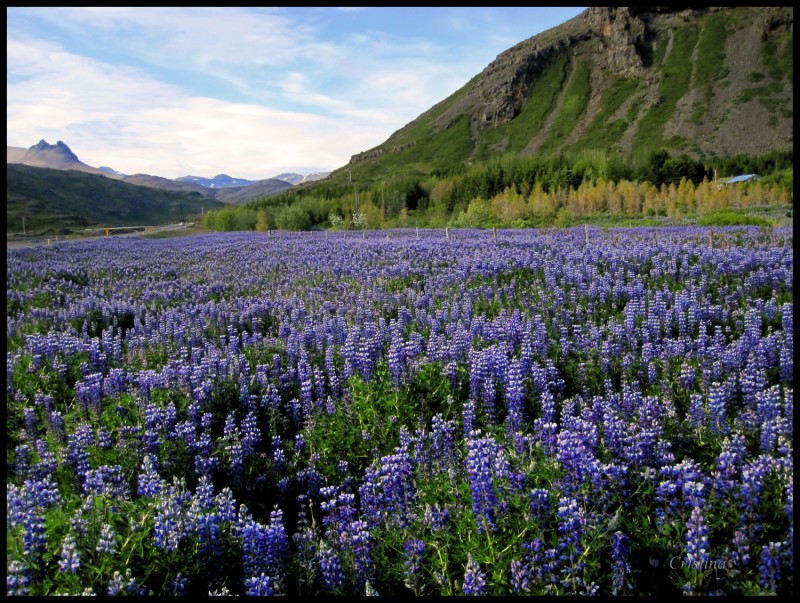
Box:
[202,149,792,231]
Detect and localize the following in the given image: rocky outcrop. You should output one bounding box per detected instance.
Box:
[582,7,647,77]
[349,141,415,164]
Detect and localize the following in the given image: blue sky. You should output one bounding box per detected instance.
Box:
[7,7,586,180]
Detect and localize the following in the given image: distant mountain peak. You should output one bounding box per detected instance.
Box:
[98,166,127,177]
[175,174,255,189]
[30,139,80,163]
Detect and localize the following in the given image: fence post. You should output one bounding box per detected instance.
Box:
[493,226,497,243]
[585,224,589,246]
[445,227,450,240]
[416,227,419,240]
[708,229,714,249]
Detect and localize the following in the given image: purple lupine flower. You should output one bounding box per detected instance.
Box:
[317,541,345,591]
[167,573,188,596]
[505,359,526,436]
[688,394,706,432]
[194,512,223,560]
[96,428,113,450]
[20,510,47,570]
[430,413,458,474]
[70,507,89,538]
[756,386,782,454]
[22,407,37,444]
[13,445,30,481]
[740,351,767,408]
[272,435,286,474]
[465,431,503,534]
[758,541,785,593]
[7,558,31,595]
[228,442,244,486]
[533,418,558,458]
[349,519,375,592]
[403,538,425,595]
[107,569,141,596]
[320,489,358,544]
[246,572,274,596]
[194,432,220,478]
[83,464,129,499]
[511,557,533,593]
[727,529,751,579]
[153,480,189,552]
[423,503,450,532]
[610,531,632,595]
[359,442,416,530]
[137,455,162,498]
[708,382,730,435]
[463,553,487,596]
[462,400,476,435]
[66,425,92,487]
[44,409,65,444]
[529,488,549,528]
[242,509,289,590]
[96,523,116,554]
[264,508,289,591]
[292,496,317,589]
[58,533,81,574]
[685,505,710,570]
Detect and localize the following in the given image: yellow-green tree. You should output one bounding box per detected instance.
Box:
[255,210,270,232]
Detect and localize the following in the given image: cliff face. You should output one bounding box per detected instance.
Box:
[347,6,793,170]
[472,7,649,129]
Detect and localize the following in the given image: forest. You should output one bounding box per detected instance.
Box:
[202,149,793,232]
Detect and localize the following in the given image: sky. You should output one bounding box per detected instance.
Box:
[7,7,586,181]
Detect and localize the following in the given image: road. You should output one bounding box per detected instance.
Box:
[6,223,195,250]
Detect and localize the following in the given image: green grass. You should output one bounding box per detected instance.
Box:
[632,25,699,155]
[761,32,793,83]
[695,12,730,86]
[697,210,773,226]
[576,75,641,151]
[141,225,212,239]
[473,54,570,161]
[538,58,591,155]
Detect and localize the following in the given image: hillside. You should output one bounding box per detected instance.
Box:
[7,140,117,178]
[214,179,294,205]
[326,6,793,187]
[6,164,224,235]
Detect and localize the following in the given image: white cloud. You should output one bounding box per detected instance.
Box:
[6,37,384,179]
[7,7,588,180]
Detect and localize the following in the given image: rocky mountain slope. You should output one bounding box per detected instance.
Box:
[334,6,793,186]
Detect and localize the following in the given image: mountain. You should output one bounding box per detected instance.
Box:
[7,139,121,178]
[213,178,294,205]
[6,163,224,235]
[272,172,331,185]
[7,140,301,206]
[120,174,217,199]
[98,166,126,177]
[325,6,793,187]
[176,174,255,188]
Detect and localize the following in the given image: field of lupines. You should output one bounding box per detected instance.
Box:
[6,226,793,596]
